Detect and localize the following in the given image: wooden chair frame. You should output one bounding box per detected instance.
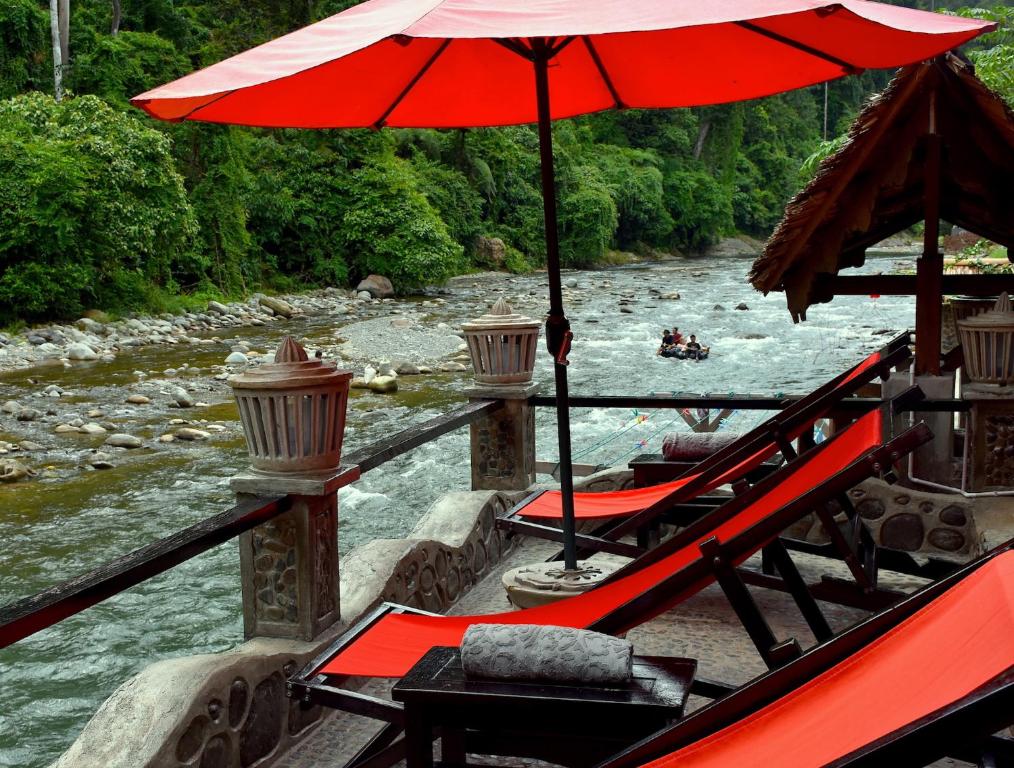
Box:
[496,335,914,559]
[597,541,1014,768]
[287,417,932,768]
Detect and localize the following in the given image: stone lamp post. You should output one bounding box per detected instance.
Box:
[959,293,1014,492]
[463,299,540,492]
[228,337,357,640]
[460,300,616,606]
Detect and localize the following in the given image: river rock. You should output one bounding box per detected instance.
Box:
[0,459,34,483]
[258,296,295,318]
[1,401,20,414]
[396,362,421,375]
[376,361,397,377]
[735,303,750,311]
[89,452,115,469]
[620,306,634,314]
[356,274,395,299]
[126,394,150,405]
[66,341,99,360]
[357,291,373,301]
[171,386,195,408]
[54,424,78,433]
[367,375,398,394]
[439,361,468,372]
[19,441,45,451]
[79,423,107,435]
[75,317,104,334]
[105,434,143,449]
[15,408,40,422]
[418,365,434,374]
[363,365,377,384]
[175,427,210,441]
[713,304,725,311]
[87,409,105,418]
[225,351,249,365]
[390,317,414,329]
[350,377,369,389]
[207,300,231,315]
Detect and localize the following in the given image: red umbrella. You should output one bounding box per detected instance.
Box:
[133,0,991,571]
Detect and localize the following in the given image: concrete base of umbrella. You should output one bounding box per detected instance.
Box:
[501,560,623,609]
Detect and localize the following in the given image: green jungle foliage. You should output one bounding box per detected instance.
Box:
[0,0,1006,322]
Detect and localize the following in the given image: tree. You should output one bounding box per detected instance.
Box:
[48,0,62,100]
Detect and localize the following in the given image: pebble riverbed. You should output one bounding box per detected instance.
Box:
[0,252,919,767]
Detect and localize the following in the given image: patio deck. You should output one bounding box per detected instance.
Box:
[275,504,1014,768]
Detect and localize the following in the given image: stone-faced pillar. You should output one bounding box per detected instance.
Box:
[231,468,358,641]
[467,383,539,492]
[963,384,1014,492]
[462,298,541,492]
[227,336,356,641]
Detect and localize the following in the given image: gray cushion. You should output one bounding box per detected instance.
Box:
[661,431,742,461]
[460,624,633,684]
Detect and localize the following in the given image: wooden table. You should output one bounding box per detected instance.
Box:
[391,646,696,768]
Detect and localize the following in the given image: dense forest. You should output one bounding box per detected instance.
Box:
[0,0,1009,324]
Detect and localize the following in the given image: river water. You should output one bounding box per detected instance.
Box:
[0,254,917,767]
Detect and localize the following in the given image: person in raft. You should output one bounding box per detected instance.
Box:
[684,335,709,360]
[658,329,681,357]
[671,327,684,346]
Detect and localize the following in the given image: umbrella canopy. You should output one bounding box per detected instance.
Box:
[132,0,991,572]
[133,0,988,127]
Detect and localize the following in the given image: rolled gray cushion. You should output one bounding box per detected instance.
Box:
[661,431,742,461]
[460,624,633,684]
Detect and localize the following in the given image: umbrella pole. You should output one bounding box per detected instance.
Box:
[533,46,578,571]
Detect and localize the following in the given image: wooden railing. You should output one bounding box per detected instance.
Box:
[0,399,503,650]
[0,391,967,650]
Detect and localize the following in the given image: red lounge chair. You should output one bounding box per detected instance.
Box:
[497,335,915,561]
[599,544,1014,768]
[288,408,932,768]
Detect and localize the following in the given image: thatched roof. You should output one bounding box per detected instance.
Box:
[750,54,1014,321]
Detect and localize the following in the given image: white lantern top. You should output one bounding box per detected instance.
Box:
[229,336,351,390]
[461,297,540,333]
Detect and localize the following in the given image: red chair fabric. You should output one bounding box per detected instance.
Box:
[644,550,1014,768]
[321,410,882,678]
[520,349,884,521]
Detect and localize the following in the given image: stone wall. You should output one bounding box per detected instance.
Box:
[788,478,983,556]
[49,489,516,768]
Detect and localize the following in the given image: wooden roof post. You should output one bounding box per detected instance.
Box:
[915,91,943,376]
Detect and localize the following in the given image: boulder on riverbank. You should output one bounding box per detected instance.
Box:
[257,295,295,318]
[356,274,395,299]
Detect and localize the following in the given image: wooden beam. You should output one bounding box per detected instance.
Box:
[916,129,944,375]
[813,274,1010,296]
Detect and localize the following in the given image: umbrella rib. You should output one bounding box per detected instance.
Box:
[735,20,861,74]
[581,36,625,109]
[494,37,535,61]
[373,37,453,128]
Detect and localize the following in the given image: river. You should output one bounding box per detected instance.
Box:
[0,253,917,767]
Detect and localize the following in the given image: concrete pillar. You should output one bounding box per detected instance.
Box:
[467,382,539,492]
[230,468,357,641]
[963,383,1014,492]
[912,372,957,485]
